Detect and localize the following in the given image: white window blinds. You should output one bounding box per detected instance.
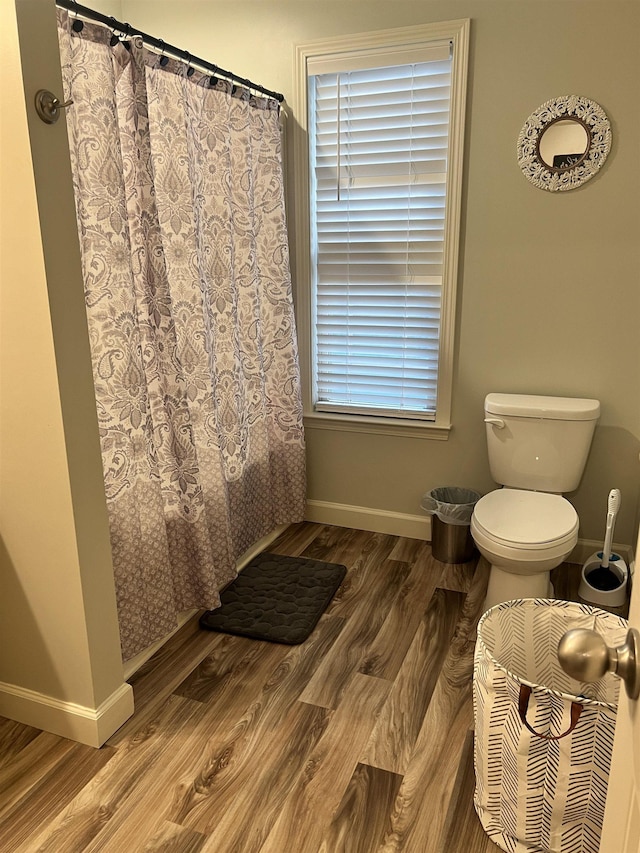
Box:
[309,46,452,419]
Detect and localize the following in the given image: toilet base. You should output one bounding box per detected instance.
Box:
[484,565,554,611]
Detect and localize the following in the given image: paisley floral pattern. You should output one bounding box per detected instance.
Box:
[57,12,305,661]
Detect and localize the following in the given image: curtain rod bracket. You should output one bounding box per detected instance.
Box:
[35,89,73,124]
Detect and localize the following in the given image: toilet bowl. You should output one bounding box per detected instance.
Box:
[471,488,579,610]
[471,393,600,611]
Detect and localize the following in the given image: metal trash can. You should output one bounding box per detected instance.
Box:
[421,486,481,563]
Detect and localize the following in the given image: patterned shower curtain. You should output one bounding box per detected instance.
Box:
[57,11,306,661]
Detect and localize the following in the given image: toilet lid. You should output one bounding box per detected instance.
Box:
[472,489,578,547]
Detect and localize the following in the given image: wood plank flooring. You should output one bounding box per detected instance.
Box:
[0,522,528,852]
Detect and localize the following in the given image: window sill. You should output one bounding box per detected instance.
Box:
[303,411,451,440]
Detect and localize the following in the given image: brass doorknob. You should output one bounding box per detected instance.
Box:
[558,627,640,700]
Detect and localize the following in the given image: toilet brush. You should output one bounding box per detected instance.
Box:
[578,488,628,608]
[599,488,621,571]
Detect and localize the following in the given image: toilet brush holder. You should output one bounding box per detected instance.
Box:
[578,551,628,608]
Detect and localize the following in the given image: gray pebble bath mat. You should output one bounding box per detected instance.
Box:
[199,552,347,644]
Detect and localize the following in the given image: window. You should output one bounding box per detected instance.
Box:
[294,22,469,435]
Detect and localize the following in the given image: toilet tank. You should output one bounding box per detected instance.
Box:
[484,393,600,492]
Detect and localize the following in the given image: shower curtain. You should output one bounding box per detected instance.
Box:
[57,11,306,661]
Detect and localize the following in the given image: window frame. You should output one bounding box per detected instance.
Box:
[292,20,470,440]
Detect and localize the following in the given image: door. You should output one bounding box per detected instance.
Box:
[599,524,640,852]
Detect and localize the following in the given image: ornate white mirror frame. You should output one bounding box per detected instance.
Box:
[517,95,612,192]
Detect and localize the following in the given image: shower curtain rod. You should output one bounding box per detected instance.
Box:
[56,0,285,103]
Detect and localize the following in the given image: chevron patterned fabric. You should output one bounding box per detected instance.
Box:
[472,598,627,853]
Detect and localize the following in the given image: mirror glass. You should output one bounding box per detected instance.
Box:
[538,119,589,171]
[517,96,612,192]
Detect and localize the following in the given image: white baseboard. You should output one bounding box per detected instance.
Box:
[236,523,290,571]
[122,609,199,682]
[305,499,431,540]
[0,527,290,747]
[0,680,134,748]
[568,538,634,570]
[123,523,290,681]
[305,500,634,574]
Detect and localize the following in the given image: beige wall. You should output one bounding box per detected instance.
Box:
[121,0,640,545]
[0,0,129,742]
[92,0,122,14]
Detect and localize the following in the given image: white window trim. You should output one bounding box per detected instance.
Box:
[292,20,470,440]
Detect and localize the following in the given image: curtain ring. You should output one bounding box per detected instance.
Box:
[71,15,83,31]
[158,39,169,67]
[120,22,132,51]
[185,52,195,77]
[108,17,119,47]
[69,0,83,31]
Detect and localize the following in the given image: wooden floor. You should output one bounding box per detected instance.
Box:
[2,520,578,853]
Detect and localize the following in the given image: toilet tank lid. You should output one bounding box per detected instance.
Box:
[485,393,600,421]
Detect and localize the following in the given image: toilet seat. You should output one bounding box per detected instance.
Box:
[472,488,578,552]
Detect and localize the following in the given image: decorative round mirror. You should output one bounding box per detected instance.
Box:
[517,95,612,191]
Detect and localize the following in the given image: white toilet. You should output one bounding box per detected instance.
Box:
[471,393,600,610]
